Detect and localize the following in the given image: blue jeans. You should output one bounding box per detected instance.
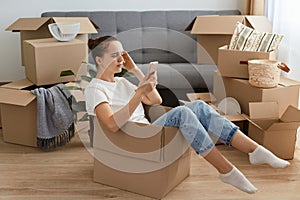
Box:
[152,100,239,155]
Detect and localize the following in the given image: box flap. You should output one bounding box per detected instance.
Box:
[6,18,51,31]
[280,105,300,122]
[249,102,279,119]
[52,17,98,34]
[245,16,272,32]
[0,79,35,106]
[0,78,33,90]
[268,121,300,131]
[225,114,246,122]
[0,88,35,106]
[187,16,244,35]
[279,76,300,87]
[6,17,98,34]
[186,92,216,103]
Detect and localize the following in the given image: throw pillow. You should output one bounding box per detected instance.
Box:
[229,22,283,52]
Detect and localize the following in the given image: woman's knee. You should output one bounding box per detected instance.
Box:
[186,100,207,110]
[172,105,194,116]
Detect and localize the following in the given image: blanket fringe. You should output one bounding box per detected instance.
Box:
[37,123,75,151]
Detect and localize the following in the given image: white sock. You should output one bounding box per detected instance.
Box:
[249,145,290,168]
[219,167,257,194]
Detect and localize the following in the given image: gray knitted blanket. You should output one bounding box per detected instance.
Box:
[31,84,75,150]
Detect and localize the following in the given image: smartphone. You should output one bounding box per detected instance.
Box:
[148,61,158,74]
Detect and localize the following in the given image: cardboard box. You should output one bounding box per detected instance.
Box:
[6,17,98,66]
[213,71,300,116]
[23,38,86,86]
[185,15,272,64]
[0,113,1,129]
[93,105,191,199]
[0,82,8,128]
[247,102,300,159]
[186,92,217,104]
[0,79,38,147]
[217,45,277,78]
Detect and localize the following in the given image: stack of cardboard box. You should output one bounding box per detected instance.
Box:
[187,15,300,159]
[0,17,98,147]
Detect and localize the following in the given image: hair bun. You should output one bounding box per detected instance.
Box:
[88,38,97,50]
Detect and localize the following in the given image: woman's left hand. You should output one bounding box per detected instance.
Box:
[122,51,137,71]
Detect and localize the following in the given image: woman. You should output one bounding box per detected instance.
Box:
[84,36,290,194]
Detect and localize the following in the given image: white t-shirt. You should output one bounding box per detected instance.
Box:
[84,77,150,124]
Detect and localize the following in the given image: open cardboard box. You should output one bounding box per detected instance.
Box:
[246,102,300,159]
[218,45,277,79]
[23,38,86,86]
[185,15,272,64]
[213,71,300,116]
[6,17,98,66]
[0,79,38,147]
[93,105,191,199]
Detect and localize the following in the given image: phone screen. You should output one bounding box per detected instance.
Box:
[148,61,158,74]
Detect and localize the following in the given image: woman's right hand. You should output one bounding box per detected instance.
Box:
[136,72,157,96]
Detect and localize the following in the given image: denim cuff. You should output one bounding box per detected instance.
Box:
[224,126,239,146]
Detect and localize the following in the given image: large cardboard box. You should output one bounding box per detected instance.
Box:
[213,71,300,116]
[93,105,191,199]
[247,102,300,159]
[0,79,38,147]
[6,17,98,66]
[218,45,277,78]
[23,38,86,86]
[185,15,272,64]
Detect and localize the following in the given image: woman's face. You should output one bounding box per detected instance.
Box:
[96,40,125,74]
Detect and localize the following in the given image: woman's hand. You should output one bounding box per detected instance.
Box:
[136,72,157,96]
[122,51,146,81]
[122,51,137,71]
[138,71,157,86]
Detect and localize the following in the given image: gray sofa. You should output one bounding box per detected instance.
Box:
[42,10,240,106]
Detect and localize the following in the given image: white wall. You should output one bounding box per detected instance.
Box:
[0,0,246,82]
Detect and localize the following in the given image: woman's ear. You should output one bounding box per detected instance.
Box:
[95,56,102,66]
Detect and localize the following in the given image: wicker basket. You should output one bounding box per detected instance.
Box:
[248,59,289,88]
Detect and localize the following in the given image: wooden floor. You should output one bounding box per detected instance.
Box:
[1,125,300,200]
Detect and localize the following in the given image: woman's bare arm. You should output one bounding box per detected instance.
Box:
[94,82,154,132]
[123,52,162,105]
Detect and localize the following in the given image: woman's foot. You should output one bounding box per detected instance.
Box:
[219,167,257,194]
[249,145,290,168]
